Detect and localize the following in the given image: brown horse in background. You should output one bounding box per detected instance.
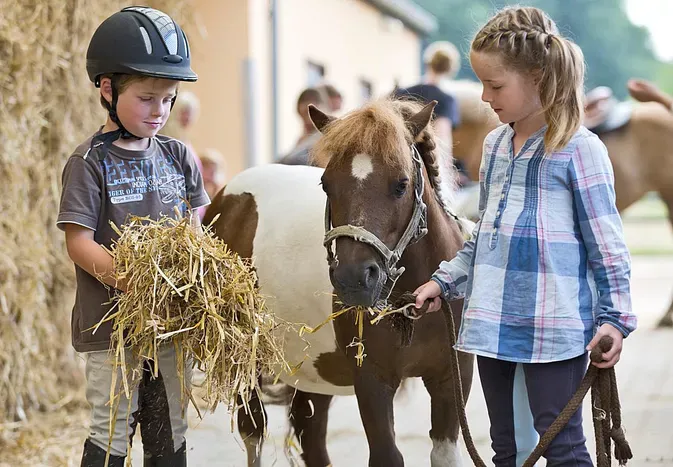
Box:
[444,79,673,327]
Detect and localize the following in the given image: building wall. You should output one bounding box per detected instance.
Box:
[187,0,424,175]
[276,0,422,157]
[187,0,250,177]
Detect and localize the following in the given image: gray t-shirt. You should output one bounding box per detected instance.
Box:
[57,132,210,352]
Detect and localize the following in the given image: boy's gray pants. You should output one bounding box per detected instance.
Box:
[84,345,191,457]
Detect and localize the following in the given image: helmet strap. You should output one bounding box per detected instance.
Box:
[103,74,142,141]
[91,74,145,161]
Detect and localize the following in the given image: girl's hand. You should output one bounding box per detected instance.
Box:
[586,323,624,368]
[413,280,443,313]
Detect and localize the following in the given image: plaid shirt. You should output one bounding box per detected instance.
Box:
[432,124,636,363]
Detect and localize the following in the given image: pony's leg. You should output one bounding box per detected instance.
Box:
[658,192,673,327]
[660,298,673,327]
[237,390,267,467]
[354,371,404,466]
[422,349,474,467]
[288,389,332,467]
[422,374,462,467]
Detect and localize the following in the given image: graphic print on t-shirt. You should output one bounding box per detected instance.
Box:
[102,153,186,206]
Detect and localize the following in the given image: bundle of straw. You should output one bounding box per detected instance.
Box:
[101,213,293,416]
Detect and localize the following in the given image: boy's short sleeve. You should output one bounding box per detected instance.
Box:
[181,146,210,210]
[57,156,101,231]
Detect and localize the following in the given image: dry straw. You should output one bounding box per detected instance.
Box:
[100,212,296,421]
[301,298,421,367]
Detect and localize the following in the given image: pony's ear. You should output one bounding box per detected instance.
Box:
[406,100,437,139]
[308,104,336,133]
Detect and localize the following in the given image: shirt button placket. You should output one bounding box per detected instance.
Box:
[491,166,511,249]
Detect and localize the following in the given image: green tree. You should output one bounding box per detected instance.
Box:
[654,61,673,97]
[416,0,662,99]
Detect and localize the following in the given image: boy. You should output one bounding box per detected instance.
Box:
[57,7,209,466]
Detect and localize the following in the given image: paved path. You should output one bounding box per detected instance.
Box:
[125,256,673,466]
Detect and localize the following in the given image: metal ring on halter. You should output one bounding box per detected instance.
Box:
[400,303,424,320]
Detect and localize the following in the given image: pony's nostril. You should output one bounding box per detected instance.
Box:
[364,262,380,287]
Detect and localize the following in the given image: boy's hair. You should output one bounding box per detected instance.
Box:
[471,7,585,153]
[423,41,461,79]
[98,74,152,109]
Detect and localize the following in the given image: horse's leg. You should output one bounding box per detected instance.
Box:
[422,351,474,467]
[658,191,673,327]
[354,371,404,466]
[288,389,332,467]
[237,390,267,467]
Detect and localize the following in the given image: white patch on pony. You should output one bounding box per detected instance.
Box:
[430,438,461,467]
[351,153,374,181]
[224,164,354,397]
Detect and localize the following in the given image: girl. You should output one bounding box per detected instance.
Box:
[414,6,637,466]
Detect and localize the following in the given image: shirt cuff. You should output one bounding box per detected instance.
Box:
[189,193,211,210]
[596,316,632,338]
[56,212,98,232]
[431,275,459,301]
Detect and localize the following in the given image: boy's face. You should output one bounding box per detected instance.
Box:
[104,78,179,138]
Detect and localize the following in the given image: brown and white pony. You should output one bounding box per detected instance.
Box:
[204,99,474,466]
[444,79,673,327]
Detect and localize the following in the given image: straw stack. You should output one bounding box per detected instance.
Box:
[104,214,293,416]
[0,0,193,444]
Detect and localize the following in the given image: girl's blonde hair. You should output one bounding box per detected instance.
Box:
[471,6,585,152]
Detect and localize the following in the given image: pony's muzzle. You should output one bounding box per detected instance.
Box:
[330,259,384,307]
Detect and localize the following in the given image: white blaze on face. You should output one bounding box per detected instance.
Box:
[351,153,374,181]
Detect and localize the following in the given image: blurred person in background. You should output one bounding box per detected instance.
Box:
[317,82,343,113]
[162,89,201,147]
[395,41,467,187]
[199,147,227,199]
[279,87,330,166]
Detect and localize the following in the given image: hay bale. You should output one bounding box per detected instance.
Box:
[0,398,89,467]
[103,214,293,415]
[0,0,195,442]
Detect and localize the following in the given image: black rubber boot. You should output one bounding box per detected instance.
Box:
[143,441,187,467]
[80,438,126,467]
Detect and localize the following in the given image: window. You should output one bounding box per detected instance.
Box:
[359,79,373,105]
[307,61,325,87]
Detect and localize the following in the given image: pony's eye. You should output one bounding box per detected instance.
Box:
[394,179,409,198]
[320,180,328,193]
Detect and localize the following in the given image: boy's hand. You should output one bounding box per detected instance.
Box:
[412,280,443,313]
[586,323,624,368]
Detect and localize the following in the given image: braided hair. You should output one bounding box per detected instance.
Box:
[472,7,585,153]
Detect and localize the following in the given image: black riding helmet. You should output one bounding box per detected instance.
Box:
[86,6,197,149]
